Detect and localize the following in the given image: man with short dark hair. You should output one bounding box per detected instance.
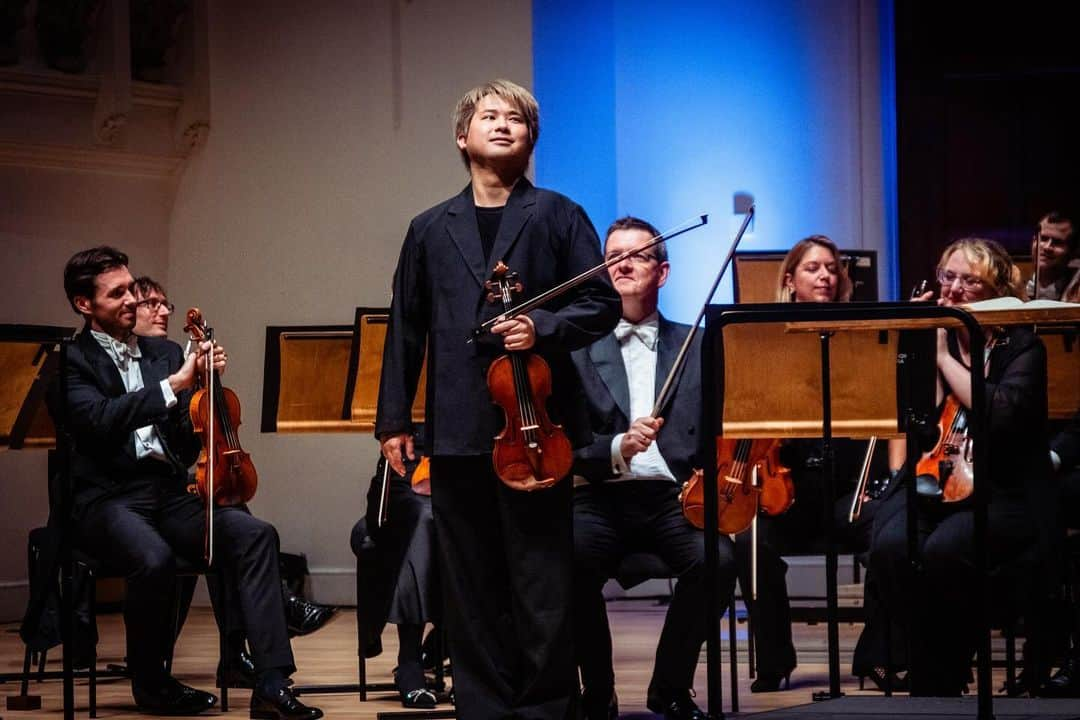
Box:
[1028,211,1080,301]
[58,248,321,719]
[570,217,737,720]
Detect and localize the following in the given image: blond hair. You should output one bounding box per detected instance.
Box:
[452,79,539,167]
[775,235,853,303]
[937,238,1023,299]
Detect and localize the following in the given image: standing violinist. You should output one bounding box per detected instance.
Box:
[376,80,620,720]
[57,247,322,719]
[570,216,737,720]
[868,237,1050,696]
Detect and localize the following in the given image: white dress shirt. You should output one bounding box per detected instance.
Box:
[91,330,176,461]
[608,313,675,483]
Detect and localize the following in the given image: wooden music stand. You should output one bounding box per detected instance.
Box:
[261,308,426,434]
[0,325,75,717]
[733,250,879,303]
[342,307,426,431]
[701,302,996,718]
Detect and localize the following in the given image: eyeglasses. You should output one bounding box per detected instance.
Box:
[936,269,984,292]
[605,252,658,265]
[136,298,175,313]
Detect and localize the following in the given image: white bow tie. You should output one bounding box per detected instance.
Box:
[614,319,658,350]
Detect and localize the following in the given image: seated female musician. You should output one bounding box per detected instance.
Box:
[352,425,442,709]
[736,235,890,692]
[867,237,1051,696]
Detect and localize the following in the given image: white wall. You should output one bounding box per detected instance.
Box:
[167,0,533,603]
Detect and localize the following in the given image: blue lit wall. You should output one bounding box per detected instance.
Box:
[534,0,898,320]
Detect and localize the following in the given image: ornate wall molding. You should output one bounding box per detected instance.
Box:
[0,138,185,178]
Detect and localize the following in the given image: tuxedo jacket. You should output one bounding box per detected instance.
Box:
[570,315,702,483]
[57,329,201,514]
[375,178,621,456]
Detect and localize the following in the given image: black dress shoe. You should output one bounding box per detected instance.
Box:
[285,594,336,637]
[581,687,617,720]
[217,649,258,688]
[250,685,323,719]
[133,676,218,716]
[1040,658,1080,698]
[750,670,791,693]
[646,688,707,720]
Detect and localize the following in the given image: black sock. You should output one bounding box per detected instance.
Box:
[396,624,425,691]
[257,667,287,696]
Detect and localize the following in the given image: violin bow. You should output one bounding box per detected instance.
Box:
[470,214,710,340]
[651,205,756,418]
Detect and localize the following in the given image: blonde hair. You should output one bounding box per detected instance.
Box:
[937,237,1023,299]
[452,79,539,168]
[775,235,853,303]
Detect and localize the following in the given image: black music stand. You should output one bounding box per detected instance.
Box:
[0,324,77,718]
[701,303,994,720]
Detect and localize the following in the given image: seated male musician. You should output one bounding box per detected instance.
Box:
[131,276,334,688]
[1027,210,1080,302]
[58,247,322,718]
[571,217,737,720]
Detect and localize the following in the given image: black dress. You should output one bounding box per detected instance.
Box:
[867,325,1051,695]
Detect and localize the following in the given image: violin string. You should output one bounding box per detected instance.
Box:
[504,282,536,445]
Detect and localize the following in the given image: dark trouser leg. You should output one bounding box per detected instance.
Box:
[572,485,620,697]
[735,517,796,676]
[157,492,294,675]
[645,483,737,693]
[76,485,175,685]
[431,456,577,720]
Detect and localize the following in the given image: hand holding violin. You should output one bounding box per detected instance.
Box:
[491,314,536,351]
[169,341,227,393]
[620,416,663,461]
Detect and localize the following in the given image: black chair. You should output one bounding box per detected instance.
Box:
[5,449,232,717]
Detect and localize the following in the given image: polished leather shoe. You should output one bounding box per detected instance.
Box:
[133,676,217,716]
[1040,658,1080,698]
[216,649,258,688]
[250,685,323,719]
[646,688,707,720]
[285,594,336,637]
[581,687,617,720]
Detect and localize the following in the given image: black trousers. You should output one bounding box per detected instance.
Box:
[868,485,1034,695]
[429,455,577,720]
[573,480,737,697]
[74,475,294,684]
[734,487,877,677]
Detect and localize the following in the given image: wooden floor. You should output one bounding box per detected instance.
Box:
[0,599,1029,718]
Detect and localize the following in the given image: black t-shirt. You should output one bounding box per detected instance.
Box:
[476,206,504,264]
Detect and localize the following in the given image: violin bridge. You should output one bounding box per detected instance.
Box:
[520,424,540,432]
